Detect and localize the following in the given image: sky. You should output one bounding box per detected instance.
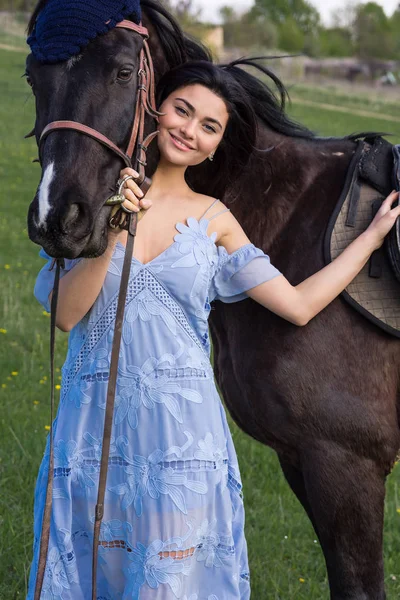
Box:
[193,0,400,25]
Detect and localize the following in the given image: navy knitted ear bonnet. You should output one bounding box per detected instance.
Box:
[27,0,141,63]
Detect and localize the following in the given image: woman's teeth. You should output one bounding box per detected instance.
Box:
[172,135,191,150]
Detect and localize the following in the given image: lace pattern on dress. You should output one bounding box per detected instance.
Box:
[61,268,207,402]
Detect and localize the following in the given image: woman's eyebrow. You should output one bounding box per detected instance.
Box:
[175,97,223,129]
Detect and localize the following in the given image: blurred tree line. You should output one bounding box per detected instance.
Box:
[164,0,400,60]
[223,0,400,59]
[2,0,400,59]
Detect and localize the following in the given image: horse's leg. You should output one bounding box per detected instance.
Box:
[278,457,320,538]
[300,441,386,600]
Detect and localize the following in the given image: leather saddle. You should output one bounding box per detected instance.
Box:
[325,136,400,338]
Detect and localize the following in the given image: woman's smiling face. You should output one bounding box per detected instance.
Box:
[157,84,230,167]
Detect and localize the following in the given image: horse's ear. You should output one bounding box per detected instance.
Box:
[27,0,48,35]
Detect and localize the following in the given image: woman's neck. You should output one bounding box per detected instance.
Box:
[147,158,192,202]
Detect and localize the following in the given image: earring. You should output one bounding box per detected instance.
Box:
[208,152,215,162]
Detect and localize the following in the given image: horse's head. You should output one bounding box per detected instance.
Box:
[26,23,153,259]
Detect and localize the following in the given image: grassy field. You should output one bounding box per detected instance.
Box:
[287,81,400,123]
[1,46,400,599]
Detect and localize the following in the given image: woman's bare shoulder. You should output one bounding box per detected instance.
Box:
[189,192,228,214]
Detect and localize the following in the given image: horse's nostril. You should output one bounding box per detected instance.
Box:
[63,203,80,228]
[61,202,91,240]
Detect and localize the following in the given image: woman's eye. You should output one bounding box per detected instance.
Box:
[176,106,188,116]
[117,68,133,81]
[204,124,217,134]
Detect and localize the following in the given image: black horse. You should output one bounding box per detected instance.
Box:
[26,1,400,598]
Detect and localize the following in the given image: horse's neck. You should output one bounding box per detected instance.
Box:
[226,132,357,254]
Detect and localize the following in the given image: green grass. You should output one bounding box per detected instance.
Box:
[289,102,400,142]
[287,81,400,121]
[0,32,27,51]
[1,47,400,599]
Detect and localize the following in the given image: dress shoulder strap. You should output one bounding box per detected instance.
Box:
[208,208,231,222]
[200,198,219,219]
[200,198,231,221]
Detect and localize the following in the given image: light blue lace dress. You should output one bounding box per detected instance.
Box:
[28,199,281,600]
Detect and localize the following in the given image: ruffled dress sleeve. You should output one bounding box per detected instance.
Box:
[209,243,281,304]
[34,248,81,312]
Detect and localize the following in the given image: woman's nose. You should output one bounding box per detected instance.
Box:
[180,121,196,138]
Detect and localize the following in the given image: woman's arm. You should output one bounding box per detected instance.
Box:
[220,191,400,326]
[50,235,120,332]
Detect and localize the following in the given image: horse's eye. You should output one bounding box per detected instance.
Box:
[117,68,133,82]
[24,71,33,87]
[26,75,36,95]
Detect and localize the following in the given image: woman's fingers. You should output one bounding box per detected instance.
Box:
[118,169,144,202]
[383,190,399,209]
[122,194,152,214]
[117,168,152,219]
[374,191,399,220]
[392,204,400,218]
[124,178,144,199]
[120,167,139,179]
[122,188,140,207]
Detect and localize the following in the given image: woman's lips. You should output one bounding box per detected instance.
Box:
[169,133,194,152]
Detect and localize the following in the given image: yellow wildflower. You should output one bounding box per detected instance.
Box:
[11,371,18,376]
[42,311,50,317]
[44,425,50,431]
[299,578,305,583]
[1,384,6,388]
[33,401,39,405]
[4,264,10,270]
[0,329,7,334]
[55,384,61,390]
[397,508,400,514]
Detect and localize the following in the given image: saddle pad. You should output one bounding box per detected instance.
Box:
[325,146,400,338]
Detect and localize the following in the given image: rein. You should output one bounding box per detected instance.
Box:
[33,20,159,600]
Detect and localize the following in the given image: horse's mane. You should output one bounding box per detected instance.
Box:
[141,0,211,65]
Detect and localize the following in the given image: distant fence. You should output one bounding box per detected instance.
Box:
[221,49,400,85]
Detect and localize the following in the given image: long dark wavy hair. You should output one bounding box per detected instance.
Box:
[156,58,313,197]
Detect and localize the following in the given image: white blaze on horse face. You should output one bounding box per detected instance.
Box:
[38,162,54,229]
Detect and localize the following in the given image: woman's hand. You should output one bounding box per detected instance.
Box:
[365,190,400,249]
[118,167,153,221]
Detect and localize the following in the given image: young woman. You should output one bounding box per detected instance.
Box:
[30,60,400,600]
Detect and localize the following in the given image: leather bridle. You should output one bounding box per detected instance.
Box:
[33,20,159,600]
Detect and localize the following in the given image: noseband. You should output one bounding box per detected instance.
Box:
[33,20,159,600]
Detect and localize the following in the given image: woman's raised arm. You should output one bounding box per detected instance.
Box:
[221,191,400,326]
